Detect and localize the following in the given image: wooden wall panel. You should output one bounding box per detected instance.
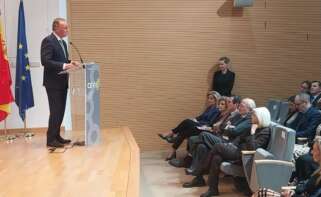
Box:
[68,0,321,150]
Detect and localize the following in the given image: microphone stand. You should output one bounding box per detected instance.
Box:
[69,41,85,68]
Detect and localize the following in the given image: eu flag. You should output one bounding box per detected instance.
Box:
[15,0,34,121]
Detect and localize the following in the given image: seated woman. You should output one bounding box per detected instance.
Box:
[183,107,271,197]
[185,98,255,174]
[158,91,221,160]
[253,136,321,197]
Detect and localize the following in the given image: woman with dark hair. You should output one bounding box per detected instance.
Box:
[212,57,235,96]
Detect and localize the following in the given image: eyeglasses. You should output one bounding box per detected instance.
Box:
[295,102,303,106]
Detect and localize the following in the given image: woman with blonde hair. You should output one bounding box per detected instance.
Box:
[158,91,221,160]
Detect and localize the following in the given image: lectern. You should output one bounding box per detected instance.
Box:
[69,63,100,145]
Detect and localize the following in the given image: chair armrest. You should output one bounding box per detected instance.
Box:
[250,160,294,192]
[255,160,294,166]
[242,150,256,155]
[254,148,275,160]
[296,137,308,145]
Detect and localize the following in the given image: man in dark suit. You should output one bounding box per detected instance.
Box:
[310,81,321,110]
[41,18,80,147]
[294,93,321,143]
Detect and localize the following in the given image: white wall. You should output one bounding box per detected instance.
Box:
[0,0,70,130]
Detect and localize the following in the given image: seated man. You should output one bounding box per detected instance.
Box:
[294,93,321,143]
[284,96,302,130]
[310,80,321,110]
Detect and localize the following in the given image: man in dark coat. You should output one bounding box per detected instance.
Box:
[41,18,80,147]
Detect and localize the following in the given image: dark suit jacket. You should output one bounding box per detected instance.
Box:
[212,69,235,96]
[41,33,70,89]
[232,126,271,151]
[221,112,252,140]
[296,107,321,142]
[311,93,321,110]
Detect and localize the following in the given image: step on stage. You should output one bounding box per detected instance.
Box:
[0,127,139,197]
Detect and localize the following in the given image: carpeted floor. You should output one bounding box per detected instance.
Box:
[140,150,247,197]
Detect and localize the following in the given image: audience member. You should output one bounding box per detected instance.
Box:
[284,96,302,130]
[310,81,321,110]
[294,93,321,143]
[299,80,311,94]
[158,91,221,160]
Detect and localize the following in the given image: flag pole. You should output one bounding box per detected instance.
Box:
[4,119,7,135]
[23,112,34,138]
[4,119,16,142]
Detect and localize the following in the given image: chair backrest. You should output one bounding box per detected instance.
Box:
[276,101,289,125]
[266,99,281,122]
[268,124,296,161]
[266,122,278,150]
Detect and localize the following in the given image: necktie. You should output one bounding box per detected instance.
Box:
[59,40,67,58]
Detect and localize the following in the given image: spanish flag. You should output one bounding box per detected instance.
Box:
[0,10,14,121]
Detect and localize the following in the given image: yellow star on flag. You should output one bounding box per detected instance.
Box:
[21,76,26,80]
[18,43,23,49]
[24,53,28,58]
[25,64,30,70]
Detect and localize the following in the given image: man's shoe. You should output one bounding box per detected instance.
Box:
[165,136,176,143]
[182,177,206,188]
[165,152,176,161]
[168,158,185,168]
[158,133,168,141]
[57,137,71,144]
[47,140,64,148]
[200,189,219,197]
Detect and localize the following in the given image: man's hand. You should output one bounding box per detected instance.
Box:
[64,61,82,70]
[251,124,258,135]
[71,61,82,68]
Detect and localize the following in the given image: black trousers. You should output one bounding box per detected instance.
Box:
[189,132,226,171]
[46,88,67,143]
[294,153,319,182]
[172,119,202,150]
[200,143,241,191]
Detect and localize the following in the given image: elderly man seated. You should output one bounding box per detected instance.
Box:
[294,93,321,143]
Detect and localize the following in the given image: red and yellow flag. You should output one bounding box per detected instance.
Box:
[0,12,14,121]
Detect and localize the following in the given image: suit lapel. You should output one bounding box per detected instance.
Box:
[50,33,68,61]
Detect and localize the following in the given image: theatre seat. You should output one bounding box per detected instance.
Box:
[248,125,295,192]
[220,124,295,192]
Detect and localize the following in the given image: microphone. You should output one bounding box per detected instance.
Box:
[69,41,85,68]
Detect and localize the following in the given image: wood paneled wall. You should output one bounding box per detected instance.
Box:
[68,0,321,150]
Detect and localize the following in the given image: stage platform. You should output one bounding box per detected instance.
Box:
[0,127,139,197]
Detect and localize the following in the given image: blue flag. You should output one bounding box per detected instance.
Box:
[15,0,34,121]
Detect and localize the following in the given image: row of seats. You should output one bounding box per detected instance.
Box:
[266,99,289,124]
[220,123,296,192]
